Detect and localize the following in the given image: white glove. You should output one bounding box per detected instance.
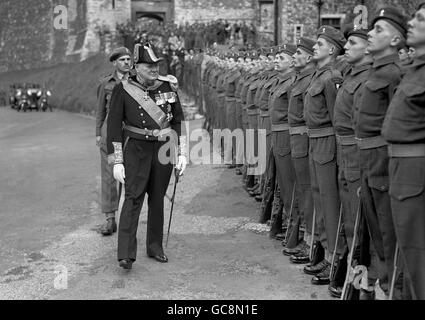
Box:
[113,164,125,184]
[176,155,187,176]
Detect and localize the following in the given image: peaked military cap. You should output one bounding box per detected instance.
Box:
[347,24,369,41]
[109,46,131,62]
[296,37,316,55]
[371,6,408,38]
[133,42,164,64]
[317,25,346,50]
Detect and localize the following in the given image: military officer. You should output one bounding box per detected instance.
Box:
[302,26,346,286]
[96,46,131,236]
[353,6,408,299]
[286,37,316,265]
[382,3,425,300]
[329,26,373,298]
[107,42,187,269]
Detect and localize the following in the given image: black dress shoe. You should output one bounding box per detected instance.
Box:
[359,289,375,300]
[235,168,243,175]
[119,259,133,270]
[254,195,263,202]
[148,253,168,263]
[100,218,117,236]
[311,263,331,285]
[328,284,342,298]
[304,259,330,276]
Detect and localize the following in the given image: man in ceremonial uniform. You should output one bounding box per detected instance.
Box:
[354,6,407,299]
[330,26,373,298]
[96,47,131,236]
[382,3,425,300]
[302,26,346,286]
[286,37,316,264]
[107,43,187,269]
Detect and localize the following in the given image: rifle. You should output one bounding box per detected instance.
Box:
[165,168,181,248]
[284,183,297,245]
[309,208,317,261]
[330,204,343,280]
[389,242,400,300]
[341,190,362,300]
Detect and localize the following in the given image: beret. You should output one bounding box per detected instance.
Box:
[280,43,297,56]
[296,37,316,55]
[109,47,131,62]
[347,25,369,41]
[317,25,346,51]
[371,6,408,38]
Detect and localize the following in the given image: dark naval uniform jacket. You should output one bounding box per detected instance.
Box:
[106,74,184,156]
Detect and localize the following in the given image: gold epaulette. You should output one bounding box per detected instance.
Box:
[158,75,179,91]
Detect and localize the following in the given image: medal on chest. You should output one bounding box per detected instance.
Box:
[154,91,175,122]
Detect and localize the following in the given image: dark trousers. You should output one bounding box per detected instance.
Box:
[337,143,360,251]
[389,156,425,300]
[359,146,402,297]
[100,146,119,216]
[309,135,343,259]
[290,133,314,236]
[118,139,173,261]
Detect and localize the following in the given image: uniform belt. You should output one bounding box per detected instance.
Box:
[247,109,260,116]
[124,125,171,138]
[259,110,270,117]
[272,123,290,132]
[388,144,425,158]
[225,97,236,101]
[217,93,226,98]
[307,127,335,138]
[289,126,308,136]
[356,135,387,150]
[336,135,357,146]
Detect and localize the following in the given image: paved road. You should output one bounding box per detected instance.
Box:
[0,106,333,300]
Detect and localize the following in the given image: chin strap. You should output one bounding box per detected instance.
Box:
[112,142,123,165]
[178,135,187,157]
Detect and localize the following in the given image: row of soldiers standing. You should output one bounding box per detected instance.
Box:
[189,4,425,300]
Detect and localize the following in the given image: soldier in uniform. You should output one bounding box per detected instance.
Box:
[286,38,316,265]
[223,53,243,167]
[382,3,425,300]
[107,42,187,269]
[302,26,346,286]
[353,6,407,299]
[268,44,299,244]
[96,47,132,236]
[330,26,373,298]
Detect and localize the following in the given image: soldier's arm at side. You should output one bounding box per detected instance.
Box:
[106,84,125,162]
[96,82,107,137]
[324,72,342,124]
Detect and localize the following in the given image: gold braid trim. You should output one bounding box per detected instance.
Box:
[112,142,123,164]
[178,135,187,157]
